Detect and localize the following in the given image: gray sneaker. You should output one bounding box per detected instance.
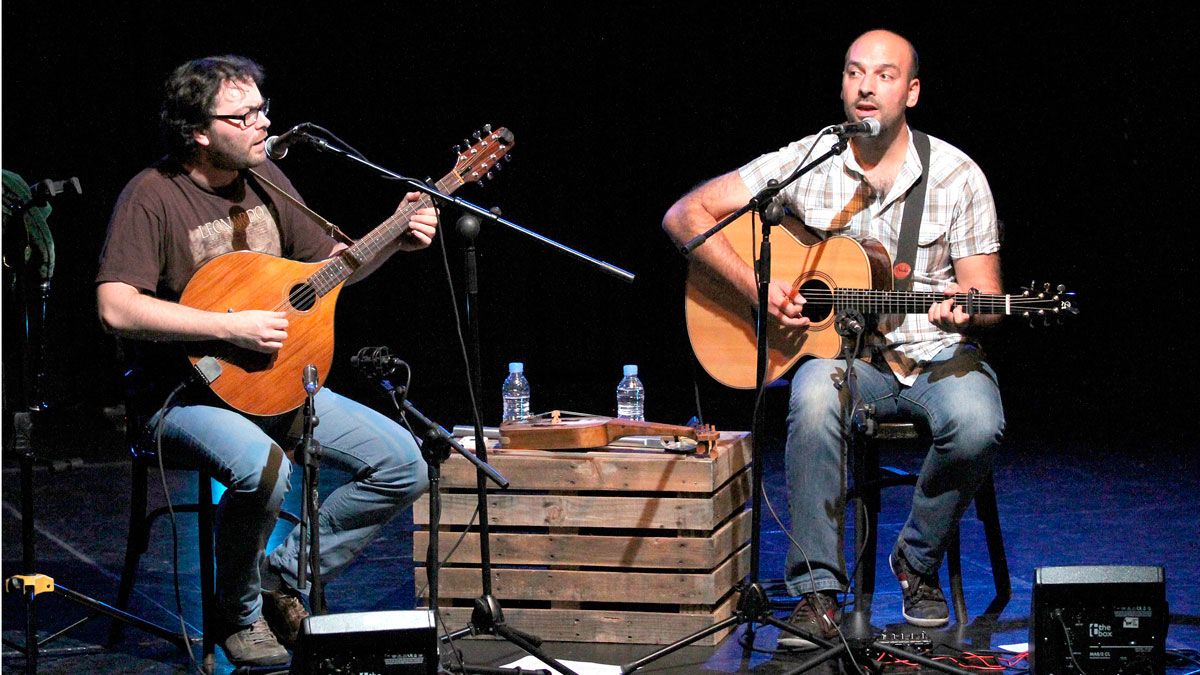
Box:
[223,616,290,666]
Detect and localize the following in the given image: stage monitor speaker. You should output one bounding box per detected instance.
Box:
[1030,565,1168,674]
[290,609,437,674]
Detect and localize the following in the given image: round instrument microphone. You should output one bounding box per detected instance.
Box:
[264,122,312,160]
[830,117,881,138]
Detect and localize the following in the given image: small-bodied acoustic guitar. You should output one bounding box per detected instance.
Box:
[179,126,514,415]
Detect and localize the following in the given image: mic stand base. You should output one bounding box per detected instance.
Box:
[5,413,194,675]
[620,582,826,674]
[437,220,578,675]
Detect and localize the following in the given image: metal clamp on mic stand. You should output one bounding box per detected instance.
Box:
[295,364,326,614]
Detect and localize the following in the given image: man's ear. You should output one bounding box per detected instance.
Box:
[193,127,211,148]
[906,78,921,109]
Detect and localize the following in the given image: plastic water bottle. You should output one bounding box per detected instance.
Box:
[616,365,645,421]
[502,362,530,423]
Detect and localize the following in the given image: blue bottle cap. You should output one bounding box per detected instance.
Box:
[623,364,638,377]
[509,362,524,373]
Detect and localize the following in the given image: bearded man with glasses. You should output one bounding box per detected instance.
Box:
[95,55,437,667]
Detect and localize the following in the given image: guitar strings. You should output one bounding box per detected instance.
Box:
[263,194,431,315]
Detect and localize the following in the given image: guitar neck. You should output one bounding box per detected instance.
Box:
[832,289,1022,315]
[305,172,463,296]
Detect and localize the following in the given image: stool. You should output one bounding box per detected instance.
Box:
[848,421,1011,625]
[109,408,300,671]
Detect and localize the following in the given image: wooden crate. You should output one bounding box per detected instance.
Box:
[413,431,752,645]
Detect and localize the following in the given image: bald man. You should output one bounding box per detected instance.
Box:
[663,30,1004,646]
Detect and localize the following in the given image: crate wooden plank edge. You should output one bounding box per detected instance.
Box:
[415,471,750,530]
[437,432,751,492]
[423,543,749,605]
[413,509,751,569]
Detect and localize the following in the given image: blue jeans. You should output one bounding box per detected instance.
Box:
[153,388,429,627]
[783,343,1004,596]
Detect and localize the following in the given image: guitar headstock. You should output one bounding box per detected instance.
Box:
[452,124,514,186]
[1019,281,1079,326]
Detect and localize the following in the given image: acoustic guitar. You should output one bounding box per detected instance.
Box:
[685,212,1077,389]
[179,126,514,416]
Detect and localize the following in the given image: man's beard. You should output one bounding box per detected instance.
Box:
[205,134,263,171]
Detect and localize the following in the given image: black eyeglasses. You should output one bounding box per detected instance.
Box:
[210,99,270,127]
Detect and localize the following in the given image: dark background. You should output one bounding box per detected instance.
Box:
[3,4,1194,454]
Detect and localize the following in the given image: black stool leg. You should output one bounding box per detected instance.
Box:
[109,456,151,645]
[947,526,968,625]
[973,474,1011,602]
[852,440,882,612]
[198,472,216,674]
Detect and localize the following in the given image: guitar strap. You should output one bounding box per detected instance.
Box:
[246,168,356,246]
[891,129,931,292]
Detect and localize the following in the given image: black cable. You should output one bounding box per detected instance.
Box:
[746,209,861,674]
[151,382,204,675]
[380,360,471,674]
[435,205,486,438]
[302,124,368,161]
[1054,609,1089,675]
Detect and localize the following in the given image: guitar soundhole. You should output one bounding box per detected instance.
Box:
[288,282,317,312]
[798,279,833,323]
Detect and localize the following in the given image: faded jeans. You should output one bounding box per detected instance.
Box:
[783,343,1004,596]
[154,388,429,627]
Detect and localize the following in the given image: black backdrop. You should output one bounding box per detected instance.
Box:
[4,4,1195,452]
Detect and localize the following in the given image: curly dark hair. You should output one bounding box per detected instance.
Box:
[160,55,265,161]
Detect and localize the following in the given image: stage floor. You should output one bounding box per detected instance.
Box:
[4,425,1197,674]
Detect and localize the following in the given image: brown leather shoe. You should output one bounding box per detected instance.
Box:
[262,588,309,649]
[777,591,840,650]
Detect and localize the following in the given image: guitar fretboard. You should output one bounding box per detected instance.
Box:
[306,172,463,296]
[815,289,1050,315]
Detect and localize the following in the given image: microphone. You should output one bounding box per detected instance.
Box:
[303,364,319,395]
[265,123,313,160]
[829,118,881,138]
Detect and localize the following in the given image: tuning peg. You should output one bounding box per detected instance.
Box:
[463,138,471,148]
[472,130,482,140]
[483,123,492,134]
[503,154,512,162]
[491,162,503,171]
[486,171,494,181]
[453,144,463,154]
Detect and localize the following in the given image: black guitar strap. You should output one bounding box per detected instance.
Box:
[892,129,930,292]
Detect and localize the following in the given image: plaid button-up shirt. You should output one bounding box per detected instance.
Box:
[738,127,1000,385]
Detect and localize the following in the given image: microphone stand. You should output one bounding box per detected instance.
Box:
[295,365,325,614]
[351,353,560,675]
[622,133,856,673]
[301,124,633,675]
[4,176,189,672]
[777,316,969,675]
[301,126,634,284]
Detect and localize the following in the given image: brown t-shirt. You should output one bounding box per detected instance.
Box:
[96,158,339,411]
[96,157,336,300]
